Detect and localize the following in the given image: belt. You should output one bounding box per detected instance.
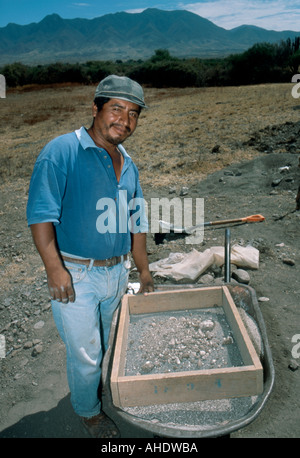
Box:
[62,253,129,267]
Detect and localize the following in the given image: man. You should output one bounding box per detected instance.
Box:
[26,75,154,438]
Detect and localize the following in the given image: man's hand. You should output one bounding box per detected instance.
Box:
[131,232,154,294]
[47,265,75,303]
[30,222,75,304]
[138,270,154,294]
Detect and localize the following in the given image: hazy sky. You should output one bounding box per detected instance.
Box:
[0,0,299,31]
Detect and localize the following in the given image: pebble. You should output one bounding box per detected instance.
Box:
[180,186,189,196]
[198,274,214,284]
[14,373,24,380]
[222,336,234,345]
[258,297,270,302]
[201,319,215,332]
[288,359,299,372]
[272,178,282,187]
[4,298,12,308]
[33,320,45,329]
[212,145,221,153]
[282,258,295,266]
[232,269,250,284]
[31,344,43,357]
[141,361,155,373]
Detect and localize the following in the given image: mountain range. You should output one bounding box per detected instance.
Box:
[0,8,299,65]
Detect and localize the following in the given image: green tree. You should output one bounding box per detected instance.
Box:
[150,49,177,63]
[1,63,29,87]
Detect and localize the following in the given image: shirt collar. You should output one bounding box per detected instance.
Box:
[75,127,131,161]
[75,126,97,150]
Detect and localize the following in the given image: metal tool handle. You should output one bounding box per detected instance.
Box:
[224,228,231,283]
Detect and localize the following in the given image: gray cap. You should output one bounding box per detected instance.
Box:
[94,75,147,108]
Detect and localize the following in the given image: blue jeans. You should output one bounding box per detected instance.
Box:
[51,260,129,418]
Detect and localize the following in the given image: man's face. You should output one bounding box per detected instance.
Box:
[93,98,140,146]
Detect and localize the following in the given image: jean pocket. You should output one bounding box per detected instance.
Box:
[65,262,87,284]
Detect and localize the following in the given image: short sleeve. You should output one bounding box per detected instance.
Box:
[26,160,67,226]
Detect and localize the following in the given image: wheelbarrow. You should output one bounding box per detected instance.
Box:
[101,281,275,438]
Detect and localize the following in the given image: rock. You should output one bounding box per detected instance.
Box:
[211,145,220,153]
[33,339,41,345]
[42,303,51,312]
[210,263,222,277]
[288,359,299,372]
[180,186,189,196]
[282,258,295,266]
[174,356,181,365]
[201,319,215,332]
[14,373,24,380]
[258,297,270,302]
[33,320,45,329]
[23,341,33,349]
[197,359,202,368]
[223,336,234,345]
[20,357,29,367]
[141,361,155,374]
[272,178,282,187]
[198,274,214,284]
[31,344,43,357]
[232,269,250,284]
[279,166,290,174]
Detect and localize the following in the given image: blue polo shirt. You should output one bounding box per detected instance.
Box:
[26,127,148,259]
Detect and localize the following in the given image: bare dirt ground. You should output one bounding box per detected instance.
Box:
[0,82,299,438]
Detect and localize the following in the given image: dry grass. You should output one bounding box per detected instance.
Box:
[0,82,298,187]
